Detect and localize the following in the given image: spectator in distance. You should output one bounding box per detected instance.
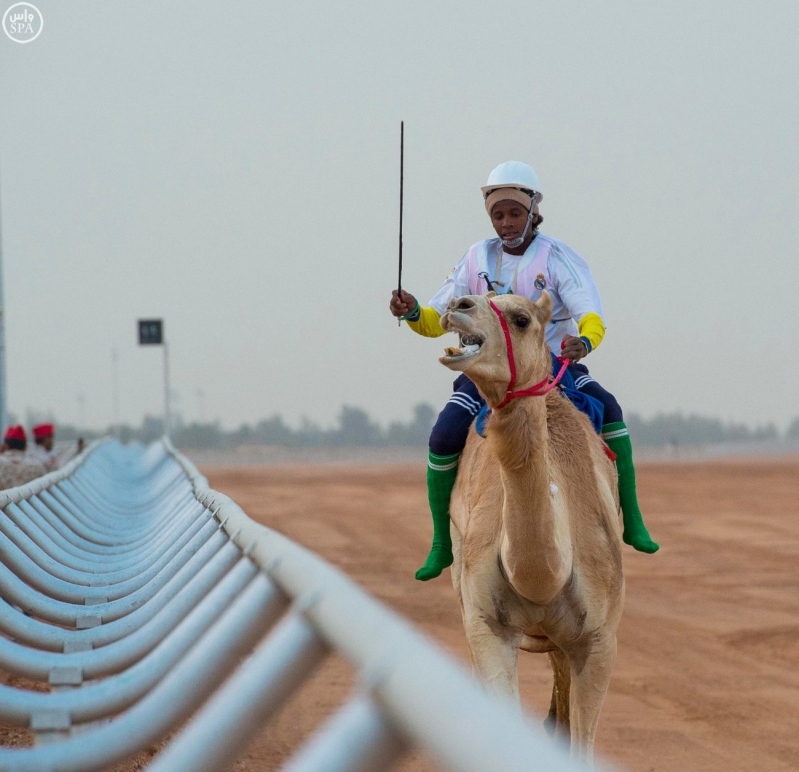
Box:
[32,423,59,471]
[0,426,47,490]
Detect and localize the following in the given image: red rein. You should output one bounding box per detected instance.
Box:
[488,299,570,410]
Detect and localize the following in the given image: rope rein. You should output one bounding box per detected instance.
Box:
[487,299,570,410]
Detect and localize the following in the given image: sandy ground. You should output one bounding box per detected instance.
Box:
[2,459,799,771]
[204,460,799,772]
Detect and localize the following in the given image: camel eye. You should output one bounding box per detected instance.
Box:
[515,316,530,329]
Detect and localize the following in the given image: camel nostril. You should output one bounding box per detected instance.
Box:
[453,297,475,311]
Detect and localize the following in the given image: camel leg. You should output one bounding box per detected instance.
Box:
[450,524,465,617]
[544,687,557,737]
[567,633,617,767]
[545,649,571,746]
[461,595,522,700]
[450,526,476,668]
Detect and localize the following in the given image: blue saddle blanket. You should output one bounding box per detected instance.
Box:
[475,353,604,437]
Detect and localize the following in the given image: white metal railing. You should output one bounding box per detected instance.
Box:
[0,439,600,772]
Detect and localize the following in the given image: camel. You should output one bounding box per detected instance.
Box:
[438,291,625,766]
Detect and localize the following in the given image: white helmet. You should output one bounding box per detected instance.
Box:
[481,161,542,249]
[481,161,541,197]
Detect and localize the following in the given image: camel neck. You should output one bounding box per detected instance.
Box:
[488,397,573,605]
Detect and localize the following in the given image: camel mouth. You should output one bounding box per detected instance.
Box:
[439,309,488,366]
[441,333,485,362]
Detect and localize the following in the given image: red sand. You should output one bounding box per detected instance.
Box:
[3,460,799,771]
[207,460,799,772]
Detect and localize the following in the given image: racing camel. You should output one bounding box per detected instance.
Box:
[439,291,625,766]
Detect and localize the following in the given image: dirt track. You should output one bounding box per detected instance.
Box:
[1,459,798,771]
[205,459,799,772]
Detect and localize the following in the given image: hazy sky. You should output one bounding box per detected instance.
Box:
[1,1,798,431]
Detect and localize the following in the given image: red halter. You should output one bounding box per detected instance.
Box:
[488,299,570,410]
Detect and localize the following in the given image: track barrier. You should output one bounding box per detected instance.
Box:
[0,439,599,771]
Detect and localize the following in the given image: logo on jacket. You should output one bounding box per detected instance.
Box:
[534,273,546,291]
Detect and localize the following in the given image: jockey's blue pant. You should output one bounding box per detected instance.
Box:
[428,365,623,457]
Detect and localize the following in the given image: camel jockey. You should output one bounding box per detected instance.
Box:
[390,161,659,581]
[31,423,59,471]
[0,425,48,491]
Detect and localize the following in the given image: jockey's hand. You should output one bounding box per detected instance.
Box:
[561,335,588,364]
[390,290,418,318]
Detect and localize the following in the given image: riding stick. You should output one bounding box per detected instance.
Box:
[397,120,404,326]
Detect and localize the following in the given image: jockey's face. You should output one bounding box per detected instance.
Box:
[490,200,530,243]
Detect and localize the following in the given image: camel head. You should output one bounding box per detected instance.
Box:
[439,292,554,408]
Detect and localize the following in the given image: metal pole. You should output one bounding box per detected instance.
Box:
[163,340,171,437]
[112,347,120,436]
[0,170,8,435]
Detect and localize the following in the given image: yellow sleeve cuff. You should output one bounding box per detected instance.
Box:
[577,312,605,352]
[406,306,446,338]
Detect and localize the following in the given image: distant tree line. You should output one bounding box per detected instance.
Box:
[626,413,784,447]
[16,406,799,450]
[165,404,438,450]
[29,404,437,450]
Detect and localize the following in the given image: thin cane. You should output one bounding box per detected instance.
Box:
[397,120,404,326]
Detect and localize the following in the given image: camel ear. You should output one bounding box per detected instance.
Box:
[534,290,553,323]
[485,291,497,299]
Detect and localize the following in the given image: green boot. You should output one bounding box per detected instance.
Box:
[603,422,659,554]
[415,451,459,581]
